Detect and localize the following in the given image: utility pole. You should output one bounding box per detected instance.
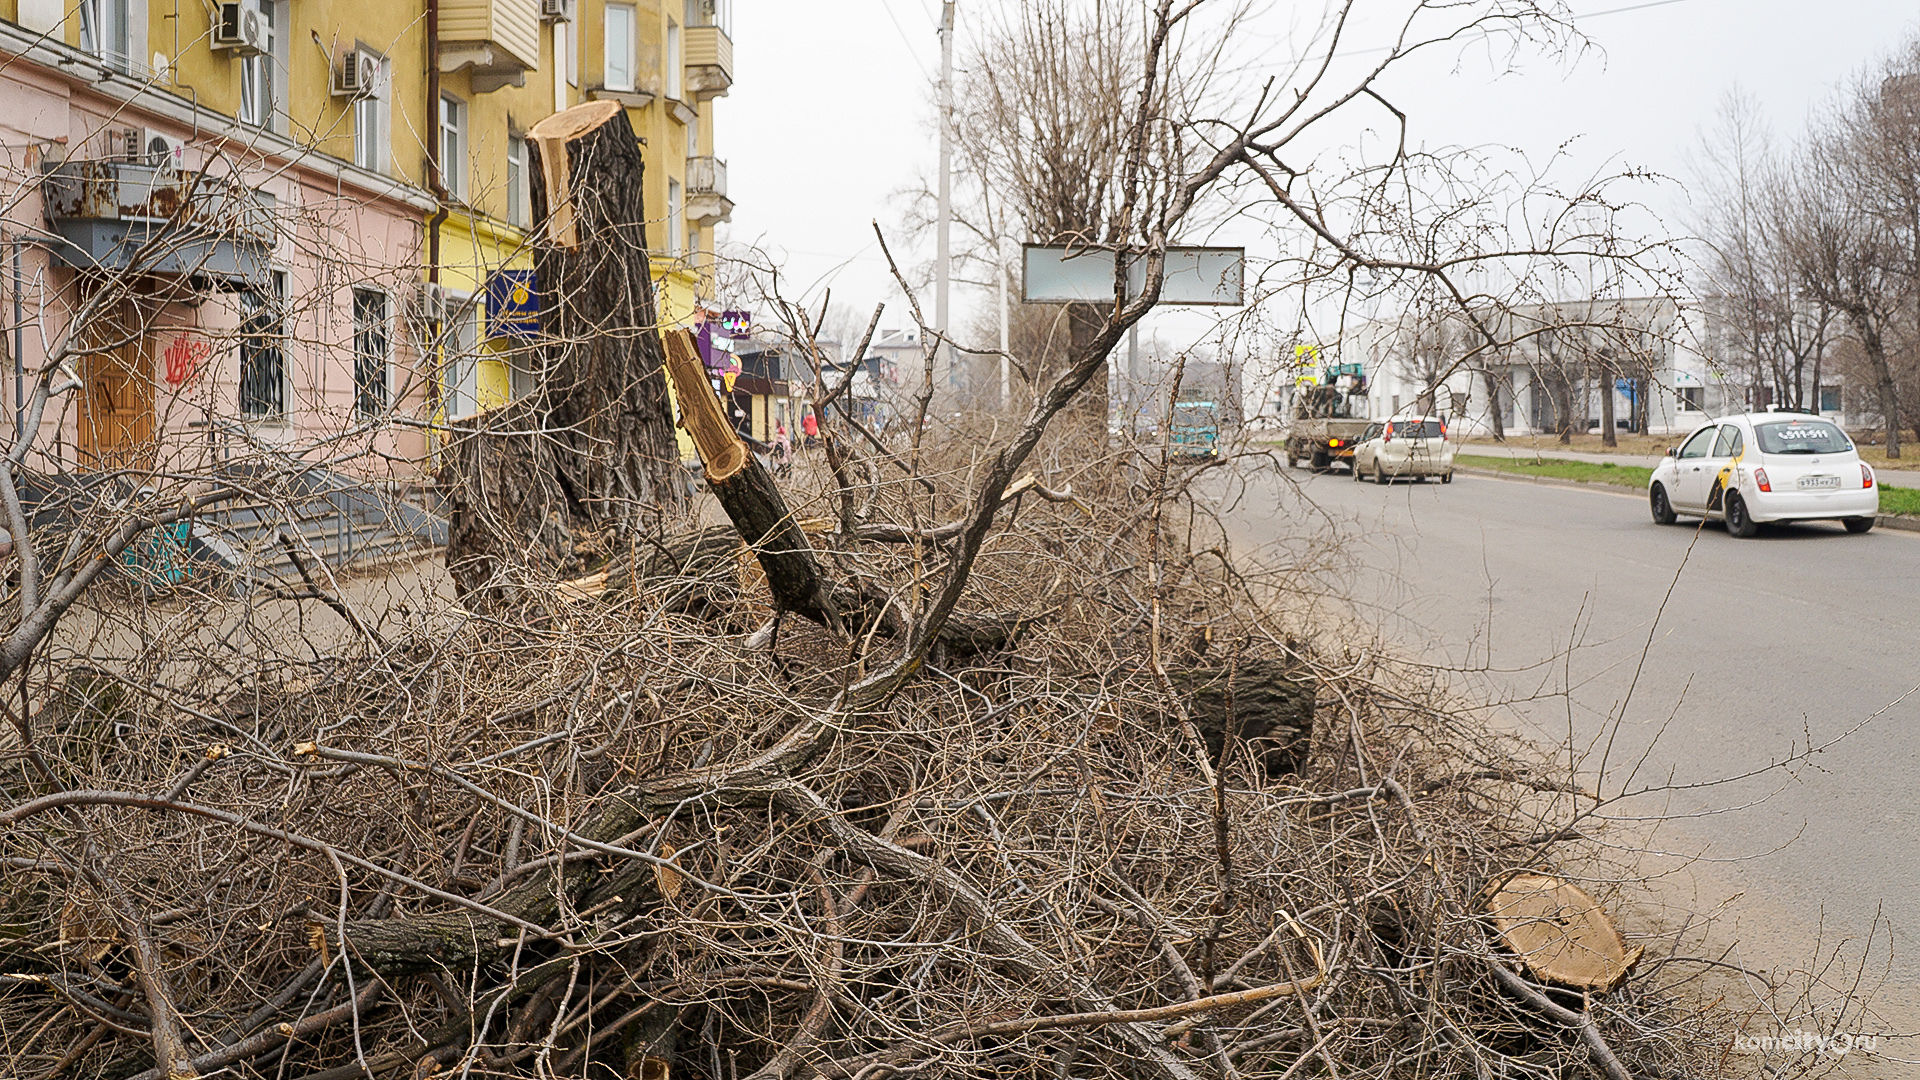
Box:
[998,245,1010,410]
[936,0,953,397]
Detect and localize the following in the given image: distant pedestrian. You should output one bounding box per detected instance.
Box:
[801,410,818,447]
[774,422,791,465]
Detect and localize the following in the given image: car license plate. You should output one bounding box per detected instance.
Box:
[1797,475,1841,490]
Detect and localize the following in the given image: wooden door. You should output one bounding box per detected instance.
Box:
[76,313,156,470]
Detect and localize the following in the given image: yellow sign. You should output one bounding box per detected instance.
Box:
[1293,344,1320,368]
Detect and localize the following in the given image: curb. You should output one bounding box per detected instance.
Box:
[1455,467,1920,532]
[1453,466,1641,496]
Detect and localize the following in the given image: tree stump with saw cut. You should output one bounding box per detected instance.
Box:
[525,99,686,533]
[443,100,686,603]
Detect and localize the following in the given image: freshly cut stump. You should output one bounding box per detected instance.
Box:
[1482,872,1643,993]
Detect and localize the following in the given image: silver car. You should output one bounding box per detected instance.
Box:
[1351,416,1456,483]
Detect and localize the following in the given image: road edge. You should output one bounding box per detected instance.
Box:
[1453,466,1920,532]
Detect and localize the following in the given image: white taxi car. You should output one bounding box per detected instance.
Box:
[1647,413,1879,536]
[1351,416,1456,483]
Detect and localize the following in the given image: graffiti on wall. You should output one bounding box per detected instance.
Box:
[163,335,211,386]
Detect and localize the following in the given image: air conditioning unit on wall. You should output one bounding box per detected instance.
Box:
[331,50,380,98]
[540,0,573,22]
[213,1,267,56]
[143,130,185,171]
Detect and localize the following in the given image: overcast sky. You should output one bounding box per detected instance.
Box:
[716,0,1920,347]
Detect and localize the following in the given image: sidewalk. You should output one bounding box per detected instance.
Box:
[1460,442,1920,489]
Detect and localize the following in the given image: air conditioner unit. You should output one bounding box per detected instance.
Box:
[143,130,185,171]
[540,0,573,22]
[116,128,140,163]
[212,1,267,56]
[331,50,379,98]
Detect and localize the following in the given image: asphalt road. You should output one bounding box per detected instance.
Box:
[1217,465,1920,1054]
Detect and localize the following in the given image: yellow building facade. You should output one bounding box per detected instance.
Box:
[0,0,729,472]
[432,0,732,428]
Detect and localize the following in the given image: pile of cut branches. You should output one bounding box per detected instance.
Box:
[0,428,1736,1080]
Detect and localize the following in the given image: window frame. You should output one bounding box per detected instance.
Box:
[239,269,288,420]
[238,0,279,129]
[665,16,682,99]
[667,177,682,256]
[506,135,528,227]
[442,291,482,420]
[1677,426,1716,459]
[439,94,466,200]
[351,51,390,173]
[1710,424,1743,459]
[78,0,130,72]
[604,3,636,92]
[352,288,391,420]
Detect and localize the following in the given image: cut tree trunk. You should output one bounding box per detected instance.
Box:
[662,329,845,631]
[526,100,686,531]
[442,100,687,602]
[440,397,576,600]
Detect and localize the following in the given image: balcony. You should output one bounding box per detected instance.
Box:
[684,25,732,99]
[41,159,277,288]
[438,0,541,92]
[685,156,732,225]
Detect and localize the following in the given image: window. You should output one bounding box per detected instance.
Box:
[666,17,682,99]
[353,289,389,418]
[1677,426,1716,459]
[239,1,277,128]
[239,271,286,417]
[604,3,635,91]
[1754,419,1851,455]
[439,95,466,199]
[1676,386,1703,411]
[667,178,682,255]
[506,136,527,227]
[443,295,481,419]
[685,0,728,33]
[1819,384,1842,414]
[352,53,389,172]
[78,0,129,72]
[1710,424,1742,459]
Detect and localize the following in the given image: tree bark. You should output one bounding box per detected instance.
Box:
[527,100,687,530]
[440,397,577,601]
[662,329,845,629]
[442,101,688,602]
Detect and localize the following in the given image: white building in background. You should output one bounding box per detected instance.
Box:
[1307,296,1851,439]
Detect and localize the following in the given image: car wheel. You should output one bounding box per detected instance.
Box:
[1310,451,1329,473]
[1441,471,1453,484]
[1649,483,1678,525]
[1286,451,1297,468]
[1725,493,1759,538]
[1373,461,1387,485]
[1843,516,1875,534]
[1351,458,1363,482]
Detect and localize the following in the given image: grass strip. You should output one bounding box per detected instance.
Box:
[1455,454,1920,517]
[1880,484,1920,517]
[1453,454,1652,488]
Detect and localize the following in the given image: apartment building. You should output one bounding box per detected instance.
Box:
[0,0,730,476]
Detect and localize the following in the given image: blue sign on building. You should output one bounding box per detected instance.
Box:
[486,271,541,340]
